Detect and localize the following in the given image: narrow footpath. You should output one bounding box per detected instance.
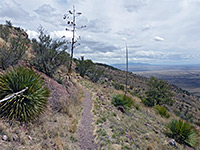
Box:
[77,87,98,150]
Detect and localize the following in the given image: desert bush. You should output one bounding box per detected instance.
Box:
[0,67,50,123]
[86,66,104,83]
[31,26,69,77]
[154,105,170,118]
[167,119,198,147]
[144,77,173,107]
[112,94,134,110]
[0,25,28,70]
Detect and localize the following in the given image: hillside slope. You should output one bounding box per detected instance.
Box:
[76,76,200,150]
[96,64,200,126]
[0,71,83,150]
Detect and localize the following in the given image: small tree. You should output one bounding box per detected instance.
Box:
[63,6,86,74]
[76,56,93,77]
[5,20,12,28]
[31,26,69,77]
[143,77,173,107]
[86,66,104,83]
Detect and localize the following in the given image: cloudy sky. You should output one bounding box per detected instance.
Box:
[0,0,200,65]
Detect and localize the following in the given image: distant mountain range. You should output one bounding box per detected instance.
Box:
[112,63,200,72]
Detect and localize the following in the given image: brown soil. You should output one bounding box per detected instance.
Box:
[76,87,98,150]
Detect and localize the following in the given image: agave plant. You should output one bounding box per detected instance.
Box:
[0,67,50,123]
[168,119,198,147]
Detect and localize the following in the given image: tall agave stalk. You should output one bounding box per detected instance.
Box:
[0,67,50,123]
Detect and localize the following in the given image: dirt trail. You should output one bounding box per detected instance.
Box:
[77,87,98,150]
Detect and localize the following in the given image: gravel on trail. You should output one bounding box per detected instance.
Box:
[77,88,98,150]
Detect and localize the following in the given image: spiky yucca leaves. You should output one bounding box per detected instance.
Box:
[167,119,198,147]
[0,67,50,123]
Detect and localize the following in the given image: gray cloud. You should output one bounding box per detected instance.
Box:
[0,0,34,21]
[77,39,119,53]
[123,0,148,12]
[129,45,143,49]
[35,4,56,16]
[86,19,111,33]
[34,4,62,26]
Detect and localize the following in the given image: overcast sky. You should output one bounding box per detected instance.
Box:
[0,0,200,65]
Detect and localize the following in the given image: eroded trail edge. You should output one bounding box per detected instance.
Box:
[77,87,97,150]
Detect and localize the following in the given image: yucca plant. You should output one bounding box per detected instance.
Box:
[167,119,198,147]
[0,67,50,123]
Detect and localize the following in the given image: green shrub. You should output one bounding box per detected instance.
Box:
[167,119,198,147]
[112,94,134,110]
[31,26,69,77]
[154,105,170,118]
[0,67,50,123]
[144,77,173,107]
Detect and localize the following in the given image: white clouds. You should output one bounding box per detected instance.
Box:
[27,30,38,39]
[50,30,72,39]
[0,0,200,64]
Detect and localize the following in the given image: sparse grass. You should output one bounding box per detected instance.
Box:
[69,118,78,133]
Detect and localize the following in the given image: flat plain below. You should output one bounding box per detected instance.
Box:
[114,64,200,97]
[133,66,200,97]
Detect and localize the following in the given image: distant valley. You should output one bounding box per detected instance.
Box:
[113,63,200,97]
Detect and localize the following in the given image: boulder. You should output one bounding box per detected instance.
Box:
[117,106,126,113]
